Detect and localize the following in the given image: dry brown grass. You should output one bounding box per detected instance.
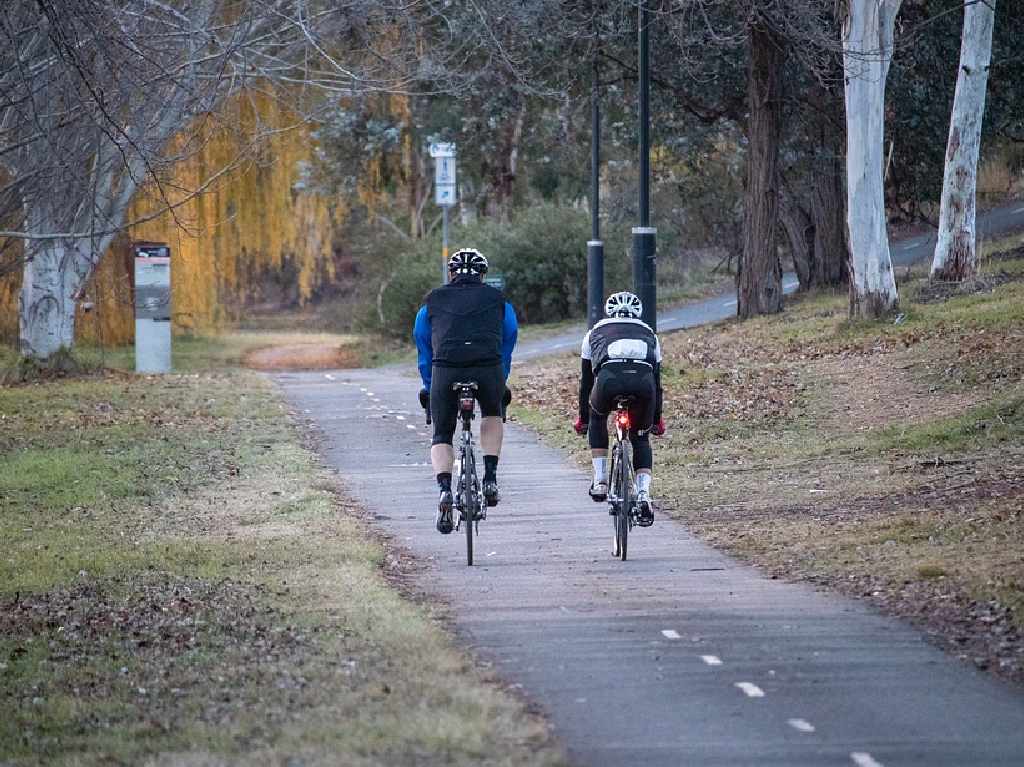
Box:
[1,369,564,766]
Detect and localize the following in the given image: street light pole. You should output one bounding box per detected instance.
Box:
[632,2,657,330]
[587,54,604,329]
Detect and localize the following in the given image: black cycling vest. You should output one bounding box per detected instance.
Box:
[425,279,505,367]
[586,318,659,373]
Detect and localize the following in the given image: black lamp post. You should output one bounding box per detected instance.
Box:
[587,55,604,329]
[632,3,657,330]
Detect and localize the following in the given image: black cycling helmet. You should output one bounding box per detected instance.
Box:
[448,248,488,276]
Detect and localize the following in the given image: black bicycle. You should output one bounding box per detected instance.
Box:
[423,382,486,566]
[607,396,638,561]
[452,382,487,565]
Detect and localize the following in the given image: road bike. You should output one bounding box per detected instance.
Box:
[424,381,486,566]
[607,396,638,561]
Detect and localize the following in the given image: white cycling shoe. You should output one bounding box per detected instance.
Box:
[635,490,654,526]
[589,480,608,502]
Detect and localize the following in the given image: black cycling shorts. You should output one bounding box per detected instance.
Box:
[430,362,505,446]
[588,362,656,470]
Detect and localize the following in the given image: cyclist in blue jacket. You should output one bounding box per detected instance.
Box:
[413,248,518,534]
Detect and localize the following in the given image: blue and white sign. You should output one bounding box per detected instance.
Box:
[430,142,457,207]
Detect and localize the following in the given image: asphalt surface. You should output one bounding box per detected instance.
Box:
[275,202,1024,765]
[278,366,1024,767]
[520,199,1024,360]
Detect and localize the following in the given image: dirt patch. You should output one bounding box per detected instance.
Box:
[242,344,360,371]
[808,351,987,433]
[2,574,311,752]
[915,270,1020,304]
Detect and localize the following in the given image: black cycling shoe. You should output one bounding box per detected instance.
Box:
[436,490,454,534]
[483,479,500,507]
[635,492,654,527]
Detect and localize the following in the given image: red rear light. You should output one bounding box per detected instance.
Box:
[616,412,630,429]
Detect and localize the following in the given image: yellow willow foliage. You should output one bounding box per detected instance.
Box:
[69,92,340,345]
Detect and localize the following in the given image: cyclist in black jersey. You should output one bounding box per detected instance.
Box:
[574,291,665,525]
[413,249,518,534]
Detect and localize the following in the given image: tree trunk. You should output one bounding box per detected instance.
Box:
[780,193,814,289]
[931,0,996,282]
[811,146,849,286]
[498,104,527,224]
[19,236,94,360]
[843,0,902,318]
[738,21,785,318]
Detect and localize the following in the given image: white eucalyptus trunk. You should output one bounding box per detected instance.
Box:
[931,0,996,282]
[18,235,95,359]
[843,0,902,318]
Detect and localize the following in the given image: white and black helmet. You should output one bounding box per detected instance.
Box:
[448,248,488,276]
[605,291,642,319]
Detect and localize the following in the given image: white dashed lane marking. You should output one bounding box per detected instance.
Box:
[396,415,406,420]
[787,718,815,733]
[405,424,416,430]
[661,630,680,640]
[324,373,335,380]
[700,655,722,666]
[851,753,884,767]
[734,682,765,698]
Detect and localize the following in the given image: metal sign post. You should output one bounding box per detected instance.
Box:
[430,142,457,284]
[133,241,172,373]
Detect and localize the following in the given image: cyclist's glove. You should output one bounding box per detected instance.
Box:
[502,387,512,408]
[651,418,666,437]
[573,416,588,436]
[418,387,430,411]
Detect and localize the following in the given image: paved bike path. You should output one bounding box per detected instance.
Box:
[277,366,1024,766]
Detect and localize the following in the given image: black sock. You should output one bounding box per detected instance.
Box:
[483,455,498,483]
[437,472,452,492]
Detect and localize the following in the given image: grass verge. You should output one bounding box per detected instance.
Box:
[1,367,563,765]
[509,241,1024,684]
[0,331,413,380]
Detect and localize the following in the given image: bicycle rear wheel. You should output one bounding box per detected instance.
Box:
[616,441,632,561]
[462,444,476,566]
[609,448,621,557]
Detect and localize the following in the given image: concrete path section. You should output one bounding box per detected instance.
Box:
[278,366,1024,767]
[518,200,1024,360]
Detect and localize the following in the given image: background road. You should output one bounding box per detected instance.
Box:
[520,200,1024,360]
[278,365,1024,767]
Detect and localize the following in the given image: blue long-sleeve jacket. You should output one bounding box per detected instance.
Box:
[414,302,518,390]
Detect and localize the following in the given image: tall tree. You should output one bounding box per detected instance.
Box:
[0,0,470,362]
[931,0,997,282]
[843,0,902,318]
[738,18,786,317]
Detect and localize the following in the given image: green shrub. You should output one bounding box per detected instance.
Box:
[375,204,630,336]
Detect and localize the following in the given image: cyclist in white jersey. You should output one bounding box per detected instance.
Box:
[573,291,665,525]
